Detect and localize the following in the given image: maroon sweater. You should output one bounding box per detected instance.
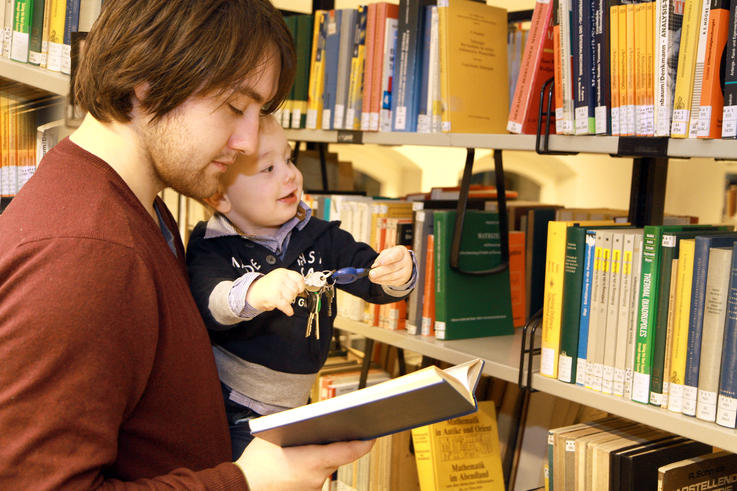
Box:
[0,139,246,489]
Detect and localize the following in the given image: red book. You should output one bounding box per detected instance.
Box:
[368,3,399,131]
[507,0,556,134]
[508,230,527,327]
[421,234,435,337]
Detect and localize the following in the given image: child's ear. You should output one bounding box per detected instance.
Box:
[204,191,231,214]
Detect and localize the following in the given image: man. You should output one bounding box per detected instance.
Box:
[0,1,372,489]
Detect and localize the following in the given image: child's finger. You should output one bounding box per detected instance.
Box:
[275,295,295,316]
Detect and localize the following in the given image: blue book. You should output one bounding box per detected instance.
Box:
[416,6,433,132]
[683,232,737,415]
[575,229,597,385]
[61,0,81,74]
[321,9,343,130]
[716,242,737,428]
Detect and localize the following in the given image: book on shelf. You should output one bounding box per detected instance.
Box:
[365,2,398,132]
[696,0,730,138]
[556,0,576,134]
[344,6,366,131]
[687,0,712,137]
[525,206,562,323]
[332,9,357,131]
[76,0,100,33]
[27,0,44,65]
[657,450,737,491]
[421,232,435,337]
[437,0,509,133]
[289,14,314,129]
[59,0,78,74]
[572,0,595,135]
[670,0,704,137]
[9,0,32,63]
[412,400,504,491]
[716,241,737,428]
[432,210,514,340]
[509,230,527,327]
[320,9,343,131]
[506,0,556,135]
[249,358,484,447]
[306,10,327,129]
[359,3,377,131]
[721,0,737,137]
[695,245,732,422]
[2,0,13,59]
[654,0,686,136]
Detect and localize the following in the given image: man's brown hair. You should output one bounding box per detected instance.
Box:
[74,0,295,123]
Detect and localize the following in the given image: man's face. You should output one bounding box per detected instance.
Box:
[138,53,279,199]
[223,119,303,236]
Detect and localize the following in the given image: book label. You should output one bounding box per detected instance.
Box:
[682,386,697,416]
[10,33,29,63]
[632,372,650,403]
[558,355,573,383]
[655,107,670,136]
[565,440,576,452]
[697,106,711,136]
[322,109,332,130]
[506,121,522,134]
[575,358,587,385]
[614,368,625,396]
[434,320,446,339]
[668,383,684,413]
[595,106,606,134]
[417,114,431,133]
[421,317,433,336]
[333,105,345,129]
[611,107,620,135]
[541,347,555,377]
[723,106,737,137]
[650,391,663,406]
[395,106,407,130]
[575,107,588,134]
[307,109,319,129]
[696,389,717,421]
[602,366,614,394]
[671,109,689,135]
[716,394,737,428]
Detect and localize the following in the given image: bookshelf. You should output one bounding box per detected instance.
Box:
[0,58,70,96]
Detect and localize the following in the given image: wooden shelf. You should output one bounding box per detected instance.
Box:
[335,317,737,454]
[285,129,737,159]
[0,58,69,96]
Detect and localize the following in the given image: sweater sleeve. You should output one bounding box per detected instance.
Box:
[0,237,246,490]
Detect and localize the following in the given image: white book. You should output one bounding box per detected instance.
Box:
[2,0,13,59]
[587,230,613,391]
[602,232,625,394]
[378,16,397,132]
[613,231,637,396]
[623,233,643,400]
[558,0,575,134]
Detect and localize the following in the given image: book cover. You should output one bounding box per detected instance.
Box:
[695,246,732,421]
[59,0,78,74]
[507,0,556,134]
[26,0,43,64]
[412,400,504,491]
[716,242,737,427]
[655,0,686,135]
[696,0,730,138]
[658,451,737,491]
[670,0,704,137]
[437,0,509,133]
[291,14,314,129]
[249,359,484,447]
[433,210,514,340]
[683,232,737,415]
[687,0,712,136]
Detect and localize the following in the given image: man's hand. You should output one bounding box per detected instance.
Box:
[246,269,305,316]
[368,246,412,287]
[236,437,374,490]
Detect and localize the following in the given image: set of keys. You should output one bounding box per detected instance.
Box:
[301,267,372,339]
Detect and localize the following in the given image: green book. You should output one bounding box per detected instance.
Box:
[632,225,728,404]
[9,0,33,63]
[432,210,513,340]
[291,13,314,129]
[26,0,43,64]
[558,226,589,383]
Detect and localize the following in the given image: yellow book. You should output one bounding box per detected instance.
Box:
[411,400,504,491]
[45,0,67,72]
[670,0,702,138]
[541,220,615,378]
[667,238,695,412]
[305,11,326,130]
[437,0,509,133]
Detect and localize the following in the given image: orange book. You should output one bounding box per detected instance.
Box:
[553,23,565,133]
[421,234,435,337]
[634,2,648,135]
[508,230,527,327]
[506,0,556,134]
[698,0,730,138]
[373,217,388,327]
[360,3,377,131]
[623,2,636,136]
[645,1,655,136]
[610,3,620,135]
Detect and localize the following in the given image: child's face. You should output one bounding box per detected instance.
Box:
[221,120,303,236]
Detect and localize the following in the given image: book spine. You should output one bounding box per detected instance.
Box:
[360,4,376,131]
[635,1,648,135]
[655,0,670,135]
[613,232,636,395]
[671,0,704,137]
[661,256,679,408]
[559,226,587,383]
[602,232,625,394]
[688,0,712,136]
[292,14,315,129]
[333,9,356,130]
[59,0,78,74]
[9,0,32,63]
[596,0,612,133]
[27,0,43,64]
[378,14,397,132]
[321,9,341,130]
[646,1,656,135]
[611,0,621,135]
[433,213,447,339]
[421,233,435,336]
[573,0,587,133]
[590,230,613,391]
[560,0,576,133]
[584,231,606,389]
[38,0,51,68]
[667,238,696,413]
[722,0,737,136]
[369,4,390,132]
[576,231,597,385]
[391,0,422,132]
[416,6,433,133]
[437,0,450,132]
[541,221,571,378]
[554,5,567,133]
[717,243,737,428]
[507,0,556,134]
[623,1,637,135]
[632,226,663,403]
[306,11,326,129]
[649,233,678,406]
[624,232,644,398]
[695,246,731,421]
[697,0,730,138]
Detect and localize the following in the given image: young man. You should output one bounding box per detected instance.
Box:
[0,1,372,489]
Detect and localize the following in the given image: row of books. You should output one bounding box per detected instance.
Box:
[1,0,102,74]
[546,416,734,491]
[541,221,737,430]
[277,0,510,135]
[0,86,63,212]
[508,0,737,139]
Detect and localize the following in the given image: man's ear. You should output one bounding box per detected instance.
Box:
[205,191,231,214]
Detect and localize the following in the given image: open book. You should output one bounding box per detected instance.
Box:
[249,358,485,447]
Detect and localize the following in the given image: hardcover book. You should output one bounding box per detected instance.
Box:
[249,359,484,447]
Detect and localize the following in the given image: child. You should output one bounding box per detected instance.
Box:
[186,115,416,457]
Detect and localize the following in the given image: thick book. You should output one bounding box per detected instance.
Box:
[618,438,712,491]
[507,0,556,134]
[437,0,509,133]
[658,450,737,491]
[306,10,327,129]
[575,229,598,385]
[433,210,514,340]
[412,400,504,491]
[59,0,78,74]
[249,359,484,447]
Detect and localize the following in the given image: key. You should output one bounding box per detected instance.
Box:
[305,292,316,338]
[325,282,335,317]
[314,294,320,340]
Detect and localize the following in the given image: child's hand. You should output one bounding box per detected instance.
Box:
[369,246,412,287]
[247,268,306,316]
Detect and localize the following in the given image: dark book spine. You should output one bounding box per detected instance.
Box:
[559,227,587,383]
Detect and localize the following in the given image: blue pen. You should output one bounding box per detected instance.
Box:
[331,267,372,284]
